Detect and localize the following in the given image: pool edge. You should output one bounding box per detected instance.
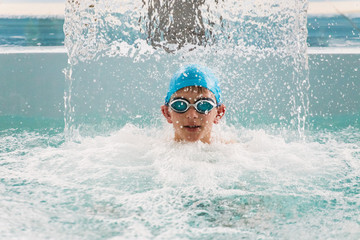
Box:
[1,46,360,55]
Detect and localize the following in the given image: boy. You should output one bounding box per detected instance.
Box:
[161,64,226,143]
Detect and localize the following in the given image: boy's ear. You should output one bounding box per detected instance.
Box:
[213,104,226,124]
[161,105,173,124]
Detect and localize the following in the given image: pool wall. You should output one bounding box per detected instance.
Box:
[0,48,359,129]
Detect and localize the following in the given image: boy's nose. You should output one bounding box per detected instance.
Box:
[185,106,199,119]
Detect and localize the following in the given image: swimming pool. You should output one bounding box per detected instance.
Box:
[1,16,360,47]
[1,1,360,239]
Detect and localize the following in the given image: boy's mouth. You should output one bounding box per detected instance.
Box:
[183,125,201,131]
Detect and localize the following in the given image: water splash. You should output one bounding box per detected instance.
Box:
[64,0,309,139]
[1,125,359,238]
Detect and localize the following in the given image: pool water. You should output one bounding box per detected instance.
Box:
[307,16,360,47]
[0,16,360,47]
[0,18,64,46]
[1,0,360,239]
[1,123,359,239]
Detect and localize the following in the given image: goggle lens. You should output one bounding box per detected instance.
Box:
[169,99,216,114]
[171,100,188,112]
[196,101,214,113]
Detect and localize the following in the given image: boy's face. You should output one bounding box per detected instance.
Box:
[161,87,225,143]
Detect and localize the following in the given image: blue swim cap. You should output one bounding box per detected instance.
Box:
[165,64,222,105]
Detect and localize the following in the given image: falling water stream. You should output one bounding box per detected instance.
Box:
[63,0,309,139]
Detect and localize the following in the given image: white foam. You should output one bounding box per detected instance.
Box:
[1,125,359,238]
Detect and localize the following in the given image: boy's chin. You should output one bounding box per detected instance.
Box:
[183,134,209,143]
[175,129,211,143]
[175,134,201,143]
[185,137,201,142]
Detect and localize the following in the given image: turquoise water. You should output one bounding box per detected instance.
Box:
[0,16,360,47]
[1,0,360,239]
[0,18,64,46]
[1,123,360,239]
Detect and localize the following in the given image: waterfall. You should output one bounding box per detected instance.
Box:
[64,0,309,140]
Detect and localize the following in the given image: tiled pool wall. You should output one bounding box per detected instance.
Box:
[0,49,359,128]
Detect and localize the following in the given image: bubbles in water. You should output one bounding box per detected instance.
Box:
[1,126,359,239]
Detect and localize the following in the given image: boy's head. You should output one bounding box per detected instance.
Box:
[161,64,226,143]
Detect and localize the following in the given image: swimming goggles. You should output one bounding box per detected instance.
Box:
[169,98,216,114]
